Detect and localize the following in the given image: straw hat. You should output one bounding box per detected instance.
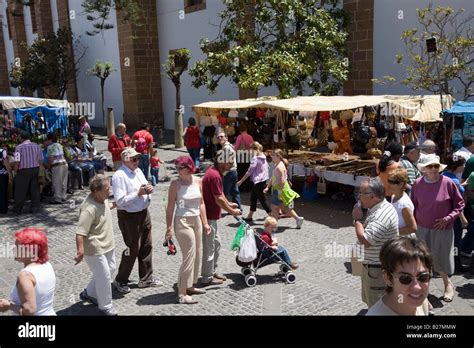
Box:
[417,154,446,172]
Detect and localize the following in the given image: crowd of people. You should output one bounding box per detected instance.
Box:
[355,137,474,315]
[2,117,473,317]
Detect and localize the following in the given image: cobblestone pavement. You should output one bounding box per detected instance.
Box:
[0,137,473,316]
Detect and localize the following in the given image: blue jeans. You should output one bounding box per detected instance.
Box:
[223,170,241,210]
[150,168,159,186]
[139,154,150,180]
[187,147,200,169]
[269,245,292,265]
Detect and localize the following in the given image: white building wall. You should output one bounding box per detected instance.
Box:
[66,0,124,128]
[156,0,240,130]
[1,1,18,96]
[373,0,474,101]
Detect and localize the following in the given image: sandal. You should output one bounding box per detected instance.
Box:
[443,283,454,302]
[178,295,198,304]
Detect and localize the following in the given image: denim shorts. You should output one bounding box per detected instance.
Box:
[271,190,282,206]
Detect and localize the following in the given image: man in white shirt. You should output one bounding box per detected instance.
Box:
[111,148,163,294]
[454,137,474,162]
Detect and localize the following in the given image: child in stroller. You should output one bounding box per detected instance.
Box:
[237,216,298,287]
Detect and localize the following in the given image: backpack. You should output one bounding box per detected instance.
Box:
[135,136,148,153]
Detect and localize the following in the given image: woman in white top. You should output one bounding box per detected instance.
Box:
[367,236,431,316]
[165,156,211,304]
[0,228,56,315]
[388,168,417,237]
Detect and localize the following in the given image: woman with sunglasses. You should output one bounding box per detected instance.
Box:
[377,142,403,200]
[367,236,432,315]
[411,154,465,303]
[387,168,417,238]
[165,156,211,304]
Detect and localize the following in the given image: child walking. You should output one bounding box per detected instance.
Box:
[150,149,164,186]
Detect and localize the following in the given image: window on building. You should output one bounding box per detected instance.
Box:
[184,0,206,14]
[30,1,37,33]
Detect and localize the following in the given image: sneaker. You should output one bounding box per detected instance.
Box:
[99,307,118,316]
[137,278,163,288]
[79,289,98,305]
[113,280,131,294]
[296,217,304,229]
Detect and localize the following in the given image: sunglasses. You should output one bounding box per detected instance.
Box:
[131,157,140,162]
[393,272,431,286]
[425,164,440,169]
[388,179,401,185]
[176,165,188,170]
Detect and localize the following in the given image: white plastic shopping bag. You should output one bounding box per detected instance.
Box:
[238,228,257,263]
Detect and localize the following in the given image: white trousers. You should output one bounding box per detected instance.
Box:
[85,249,116,310]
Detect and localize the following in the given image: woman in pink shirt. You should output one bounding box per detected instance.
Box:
[411,154,464,303]
[235,124,254,193]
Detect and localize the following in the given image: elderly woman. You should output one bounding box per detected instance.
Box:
[264,149,304,229]
[388,168,417,237]
[165,156,211,304]
[0,228,56,315]
[411,154,465,302]
[377,142,403,200]
[75,175,117,316]
[367,236,432,315]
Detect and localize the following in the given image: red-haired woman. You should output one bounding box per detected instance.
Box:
[0,228,56,315]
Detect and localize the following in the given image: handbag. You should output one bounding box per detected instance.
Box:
[238,228,257,262]
[317,171,327,194]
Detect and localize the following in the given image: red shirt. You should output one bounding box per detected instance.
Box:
[202,166,224,220]
[260,230,273,248]
[108,134,131,162]
[150,157,160,169]
[185,126,200,149]
[133,130,154,154]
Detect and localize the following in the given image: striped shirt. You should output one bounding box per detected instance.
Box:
[14,140,42,170]
[363,200,399,264]
[399,155,421,186]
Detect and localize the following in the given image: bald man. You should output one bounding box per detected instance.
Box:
[418,140,436,164]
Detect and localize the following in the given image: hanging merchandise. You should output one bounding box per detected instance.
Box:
[228,109,239,118]
[317,171,327,195]
[273,110,286,144]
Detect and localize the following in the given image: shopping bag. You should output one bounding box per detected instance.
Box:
[238,228,257,262]
[317,173,327,194]
[280,181,300,207]
[230,224,246,251]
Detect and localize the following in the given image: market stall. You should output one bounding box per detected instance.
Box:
[443,101,474,150]
[193,94,452,190]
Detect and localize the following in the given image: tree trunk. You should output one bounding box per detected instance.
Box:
[101,79,105,130]
[175,82,184,148]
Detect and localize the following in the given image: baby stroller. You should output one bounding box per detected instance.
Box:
[234,216,297,287]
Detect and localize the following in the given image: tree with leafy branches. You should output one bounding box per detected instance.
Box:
[374,3,473,101]
[82,0,141,36]
[162,49,192,148]
[87,60,116,128]
[190,0,349,98]
[9,28,86,99]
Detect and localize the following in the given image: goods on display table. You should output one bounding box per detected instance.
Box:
[443,101,474,151]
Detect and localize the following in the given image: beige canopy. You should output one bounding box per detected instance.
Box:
[0,96,69,110]
[193,94,452,123]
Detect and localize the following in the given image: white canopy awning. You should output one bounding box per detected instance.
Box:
[193,94,452,123]
[0,96,69,110]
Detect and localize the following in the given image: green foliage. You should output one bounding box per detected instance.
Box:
[9,29,85,99]
[189,0,349,98]
[383,3,474,100]
[82,0,141,36]
[162,49,192,86]
[87,60,116,80]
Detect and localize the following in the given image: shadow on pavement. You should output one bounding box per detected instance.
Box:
[136,291,178,306]
[455,283,474,299]
[226,271,287,290]
[56,302,101,316]
[427,294,444,309]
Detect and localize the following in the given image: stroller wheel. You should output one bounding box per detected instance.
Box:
[241,267,252,277]
[285,272,296,284]
[245,274,257,287]
[280,264,290,273]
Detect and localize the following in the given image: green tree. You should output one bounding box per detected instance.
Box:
[9,28,86,99]
[190,0,349,98]
[375,3,474,101]
[87,60,116,128]
[82,0,141,36]
[162,49,192,148]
